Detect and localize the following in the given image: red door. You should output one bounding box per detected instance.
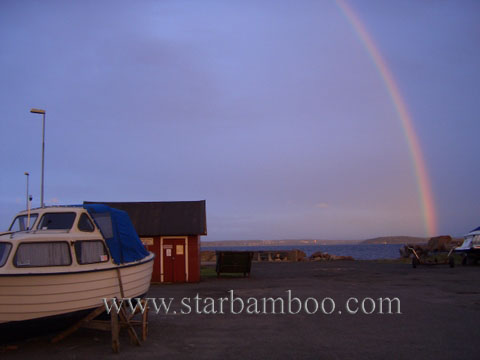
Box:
[163,239,186,283]
[147,240,161,282]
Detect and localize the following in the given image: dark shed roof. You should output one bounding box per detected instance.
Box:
[83,201,207,237]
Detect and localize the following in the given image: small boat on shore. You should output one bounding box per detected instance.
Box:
[0,204,154,329]
[454,226,480,265]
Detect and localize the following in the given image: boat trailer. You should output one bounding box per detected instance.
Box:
[408,246,455,268]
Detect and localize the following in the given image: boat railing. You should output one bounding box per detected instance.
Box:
[8,230,34,239]
[31,229,72,234]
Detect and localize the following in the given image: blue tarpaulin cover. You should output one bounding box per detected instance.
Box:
[83,204,149,264]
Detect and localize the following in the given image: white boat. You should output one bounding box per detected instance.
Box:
[0,204,154,326]
[454,226,480,265]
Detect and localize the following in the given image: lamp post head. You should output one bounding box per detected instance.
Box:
[24,172,29,176]
[29,106,46,208]
[30,108,46,115]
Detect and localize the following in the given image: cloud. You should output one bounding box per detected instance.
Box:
[315,202,329,209]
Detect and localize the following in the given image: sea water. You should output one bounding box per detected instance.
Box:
[200,244,404,260]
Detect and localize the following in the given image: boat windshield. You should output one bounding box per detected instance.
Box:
[38,212,76,230]
[8,214,38,232]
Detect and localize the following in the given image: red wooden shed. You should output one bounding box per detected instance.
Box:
[84,201,207,283]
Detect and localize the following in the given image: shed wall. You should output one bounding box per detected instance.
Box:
[144,236,200,283]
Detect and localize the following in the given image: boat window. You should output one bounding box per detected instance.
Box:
[0,243,12,267]
[14,242,71,267]
[473,235,480,246]
[38,212,76,230]
[78,213,95,232]
[8,214,38,232]
[89,212,113,238]
[74,240,109,264]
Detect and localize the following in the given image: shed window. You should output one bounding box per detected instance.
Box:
[38,213,76,230]
[0,242,12,267]
[78,213,95,232]
[14,242,71,267]
[74,240,109,264]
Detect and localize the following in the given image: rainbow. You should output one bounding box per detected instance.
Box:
[335,0,437,237]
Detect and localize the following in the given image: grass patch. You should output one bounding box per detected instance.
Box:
[200,266,217,278]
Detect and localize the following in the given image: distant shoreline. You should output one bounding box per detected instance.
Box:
[201,236,428,247]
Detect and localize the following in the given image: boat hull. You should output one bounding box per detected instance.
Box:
[0,255,154,324]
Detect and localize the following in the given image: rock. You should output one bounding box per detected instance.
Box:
[330,255,354,261]
[427,236,453,252]
[310,251,326,259]
[290,249,307,262]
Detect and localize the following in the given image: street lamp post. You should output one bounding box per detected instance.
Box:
[24,172,29,210]
[30,108,46,208]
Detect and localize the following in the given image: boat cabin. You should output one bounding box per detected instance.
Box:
[0,207,110,272]
[0,205,149,274]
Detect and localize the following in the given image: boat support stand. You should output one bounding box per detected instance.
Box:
[51,269,149,353]
[50,298,149,353]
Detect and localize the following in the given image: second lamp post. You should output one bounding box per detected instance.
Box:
[30,108,46,208]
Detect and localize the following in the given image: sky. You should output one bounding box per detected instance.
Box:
[0,0,479,241]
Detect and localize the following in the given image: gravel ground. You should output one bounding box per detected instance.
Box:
[2,261,480,359]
